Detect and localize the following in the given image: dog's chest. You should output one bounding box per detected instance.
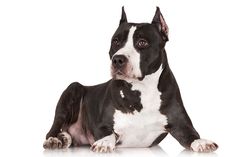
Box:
[113,70,168,147]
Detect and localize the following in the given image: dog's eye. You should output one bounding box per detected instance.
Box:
[136,39,149,49]
[112,38,120,47]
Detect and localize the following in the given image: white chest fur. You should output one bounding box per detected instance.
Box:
[113,66,168,147]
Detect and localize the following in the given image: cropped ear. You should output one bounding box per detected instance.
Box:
[152,7,169,41]
[119,6,127,25]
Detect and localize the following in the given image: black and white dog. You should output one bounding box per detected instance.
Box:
[43,7,218,153]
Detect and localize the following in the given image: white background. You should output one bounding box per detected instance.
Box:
[0,0,234,156]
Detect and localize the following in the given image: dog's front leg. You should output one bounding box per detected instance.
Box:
[162,97,218,152]
[168,115,218,152]
[159,67,218,152]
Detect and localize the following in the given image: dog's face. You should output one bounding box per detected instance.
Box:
[109,7,169,80]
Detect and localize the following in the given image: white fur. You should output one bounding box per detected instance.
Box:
[112,26,142,78]
[190,139,218,152]
[91,133,116,153]
[120,90,125,98]
[113,65,168,147]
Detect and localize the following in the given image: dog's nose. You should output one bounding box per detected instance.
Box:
[112,55,127,69]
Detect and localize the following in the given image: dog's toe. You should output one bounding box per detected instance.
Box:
[91,144,114,153]
[43,137,62,149]
[57,132,72,148]
[190,139,218,152]
[91,139,115,153]
[91,134,116,153]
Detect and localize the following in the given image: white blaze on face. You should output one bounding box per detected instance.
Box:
[113,26,142,78]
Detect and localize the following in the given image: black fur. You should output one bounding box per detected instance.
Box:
[158,51,200,149]
[46,82,84,139]
[45,79,142,143]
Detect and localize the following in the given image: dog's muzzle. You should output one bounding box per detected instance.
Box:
[111,55,129,78]
[112,55,127,70]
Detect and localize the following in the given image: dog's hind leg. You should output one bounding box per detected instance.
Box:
[43,82,85,149]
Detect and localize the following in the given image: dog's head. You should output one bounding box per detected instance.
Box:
[109,7,169,80]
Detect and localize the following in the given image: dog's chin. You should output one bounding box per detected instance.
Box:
[111,70,140,81]
[113,74,129,80]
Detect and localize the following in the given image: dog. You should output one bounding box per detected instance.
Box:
[43,7,218,153]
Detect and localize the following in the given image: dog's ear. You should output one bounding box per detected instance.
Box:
[119,6,127,25]
[152,7,169,41]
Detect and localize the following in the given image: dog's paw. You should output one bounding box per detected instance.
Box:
[190,139,218,152]
[57,132,72,148]
[43,137,62,149]
[43,132,72,149]
[91,134,116,153]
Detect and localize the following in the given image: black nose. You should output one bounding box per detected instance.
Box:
[112,55,127,69]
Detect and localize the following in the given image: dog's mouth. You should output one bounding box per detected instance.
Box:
[111,65,128,79]
[111,65,139,80]
[112,69,128,79]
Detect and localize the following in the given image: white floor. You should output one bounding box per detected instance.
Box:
[1,0,235,157]
[42,146,219,157]
[2,133,231,157]
[43,146,169,157]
